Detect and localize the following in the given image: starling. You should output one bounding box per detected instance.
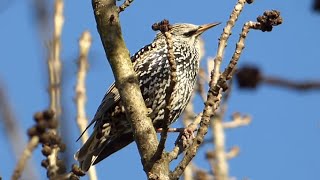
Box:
[75,22,220,171]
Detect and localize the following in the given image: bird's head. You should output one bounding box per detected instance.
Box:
[155,22,220,47]
[170,22,220,37]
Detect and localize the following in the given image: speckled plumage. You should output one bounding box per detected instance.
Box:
[75,23,219,171]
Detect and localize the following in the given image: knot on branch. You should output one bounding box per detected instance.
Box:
[235,66,261,89]
[152,19,172,33]
[217,77,229,92]
[257,10,283,32]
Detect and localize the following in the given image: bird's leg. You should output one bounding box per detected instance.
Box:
[155,123,197,149]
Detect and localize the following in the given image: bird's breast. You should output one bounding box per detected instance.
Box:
[135,42,200,126]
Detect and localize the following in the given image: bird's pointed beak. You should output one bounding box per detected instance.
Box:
[196,22,221,35]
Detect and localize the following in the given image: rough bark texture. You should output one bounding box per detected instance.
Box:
[91,0,169,179]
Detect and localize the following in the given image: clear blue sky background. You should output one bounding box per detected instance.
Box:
[0,0,319,179]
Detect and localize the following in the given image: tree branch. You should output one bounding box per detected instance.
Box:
[171,1,248,178]
[74,31,97,180]
[46,0,65,177]
[91,0,160,177]
[212,0,248,85]
[171,4,284,180]
[12,136,39,180]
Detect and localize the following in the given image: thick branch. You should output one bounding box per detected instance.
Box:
[91,0,158,175]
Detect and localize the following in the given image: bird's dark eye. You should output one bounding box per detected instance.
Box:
[183,30,197,37]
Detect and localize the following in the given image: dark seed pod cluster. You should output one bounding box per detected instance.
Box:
[257,10,283,32]
[235,66,262,89]
[27,110,82,178]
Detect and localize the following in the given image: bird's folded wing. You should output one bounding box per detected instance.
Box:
[76,83,120,141]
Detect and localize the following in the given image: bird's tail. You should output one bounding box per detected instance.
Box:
[75,121,135,172]
[74,130,107,172]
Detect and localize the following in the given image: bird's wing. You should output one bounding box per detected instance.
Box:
[75,83,123,171]
[92,83,120,122]
[76,83,120,141]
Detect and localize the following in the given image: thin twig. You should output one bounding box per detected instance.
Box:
[75,31,97,180]
[46,0,64,177]
[171,0,247,175]
[263,76,320,91]
[212,0,247,85]
[151,20,178,157]
[75,31,91,146]
[171,1,271,178]
[211,115,228,180]
[48,0,63,117]
[223,113,251,129]
[209,79,232,180]
[0,84,37,180]
[225,146,240,160]
[182,89,196,180]
[12,136,40,180]
[168,113,202,162]
[118,0,134,12]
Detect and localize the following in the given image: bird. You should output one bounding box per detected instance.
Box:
[75,22,220,171]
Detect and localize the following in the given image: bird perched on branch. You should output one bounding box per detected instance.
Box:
[75,22,220,171]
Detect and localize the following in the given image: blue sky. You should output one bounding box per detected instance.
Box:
[0,0,320,179]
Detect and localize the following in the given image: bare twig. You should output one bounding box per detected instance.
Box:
[118,0,134,12]
[168,113,203,162]
[46,0,64,177]
[223,113,251,129]
[206,146,240,175]
[12,136,39,180]
[171,1,248,178]
[212,0,247,85]
[151,19,177,158]
[206,15,280,179]
[183,164,194,180]
[48,0,63,117]
[0,84,37,180]
[75,31,97,180]
[171,4,284,180]
[225,146,240,160]
[208,6,246,177]
[182,90,196,180]
[211,115,228,180]
[75,31,91,145]
[263,76,320,91]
